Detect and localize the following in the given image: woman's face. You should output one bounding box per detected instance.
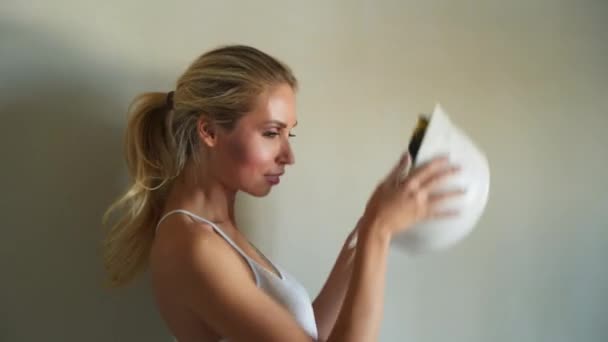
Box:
[209,83,297,196]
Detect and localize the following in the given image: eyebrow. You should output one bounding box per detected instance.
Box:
[265,120,298,128]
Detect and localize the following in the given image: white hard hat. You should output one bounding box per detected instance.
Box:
[391,104,491,254]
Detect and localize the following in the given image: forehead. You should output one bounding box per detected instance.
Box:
[241,84,297,127]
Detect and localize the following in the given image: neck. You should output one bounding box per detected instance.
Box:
[162,159,237,227]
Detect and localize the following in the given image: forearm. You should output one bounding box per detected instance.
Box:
[327,217,391,342]
[312,226,358,340]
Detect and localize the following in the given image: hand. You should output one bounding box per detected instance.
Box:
[361,151,464,239]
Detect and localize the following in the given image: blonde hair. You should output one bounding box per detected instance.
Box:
[102,45,298,287]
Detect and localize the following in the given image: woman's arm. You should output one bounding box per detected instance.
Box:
[312,221,360,341]
[168,213,390,342]
[169,154,456,342]
[326,215,392,342]
[324,154,460,342]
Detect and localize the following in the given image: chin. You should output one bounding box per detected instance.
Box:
[243,185,272,197]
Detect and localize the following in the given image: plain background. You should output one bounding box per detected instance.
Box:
[1,0,607,341]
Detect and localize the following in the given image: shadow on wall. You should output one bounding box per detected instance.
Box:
[0,19,276,341]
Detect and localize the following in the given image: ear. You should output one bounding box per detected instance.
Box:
[197,116,218,147]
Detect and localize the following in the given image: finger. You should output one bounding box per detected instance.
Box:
[428,188,466,205]
[404,155,450,191]
[389,151,412,182]
[409,155,450,181]
[404,152,413,175]
[427,209,460,220]
[421,165,461,190]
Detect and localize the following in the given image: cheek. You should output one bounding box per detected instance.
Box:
[228,137,275,174]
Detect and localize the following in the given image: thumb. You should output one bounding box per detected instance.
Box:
[389,150,412,181]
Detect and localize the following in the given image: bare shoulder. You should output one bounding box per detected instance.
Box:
[150,214,315,342]
[150,213,234,278]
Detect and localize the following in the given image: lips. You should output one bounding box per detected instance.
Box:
[265,172,283,185]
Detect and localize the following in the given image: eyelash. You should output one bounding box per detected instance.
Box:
[264,132,296,138]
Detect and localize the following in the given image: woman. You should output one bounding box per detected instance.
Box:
[102,45,462,342]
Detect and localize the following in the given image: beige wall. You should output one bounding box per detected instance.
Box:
[1,1,606,341]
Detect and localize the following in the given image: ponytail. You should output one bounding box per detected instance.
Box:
[102,92,176,287]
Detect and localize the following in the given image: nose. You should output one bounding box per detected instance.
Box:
[277,139,295,165]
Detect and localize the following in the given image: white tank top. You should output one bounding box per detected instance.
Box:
[155,209,319,341]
